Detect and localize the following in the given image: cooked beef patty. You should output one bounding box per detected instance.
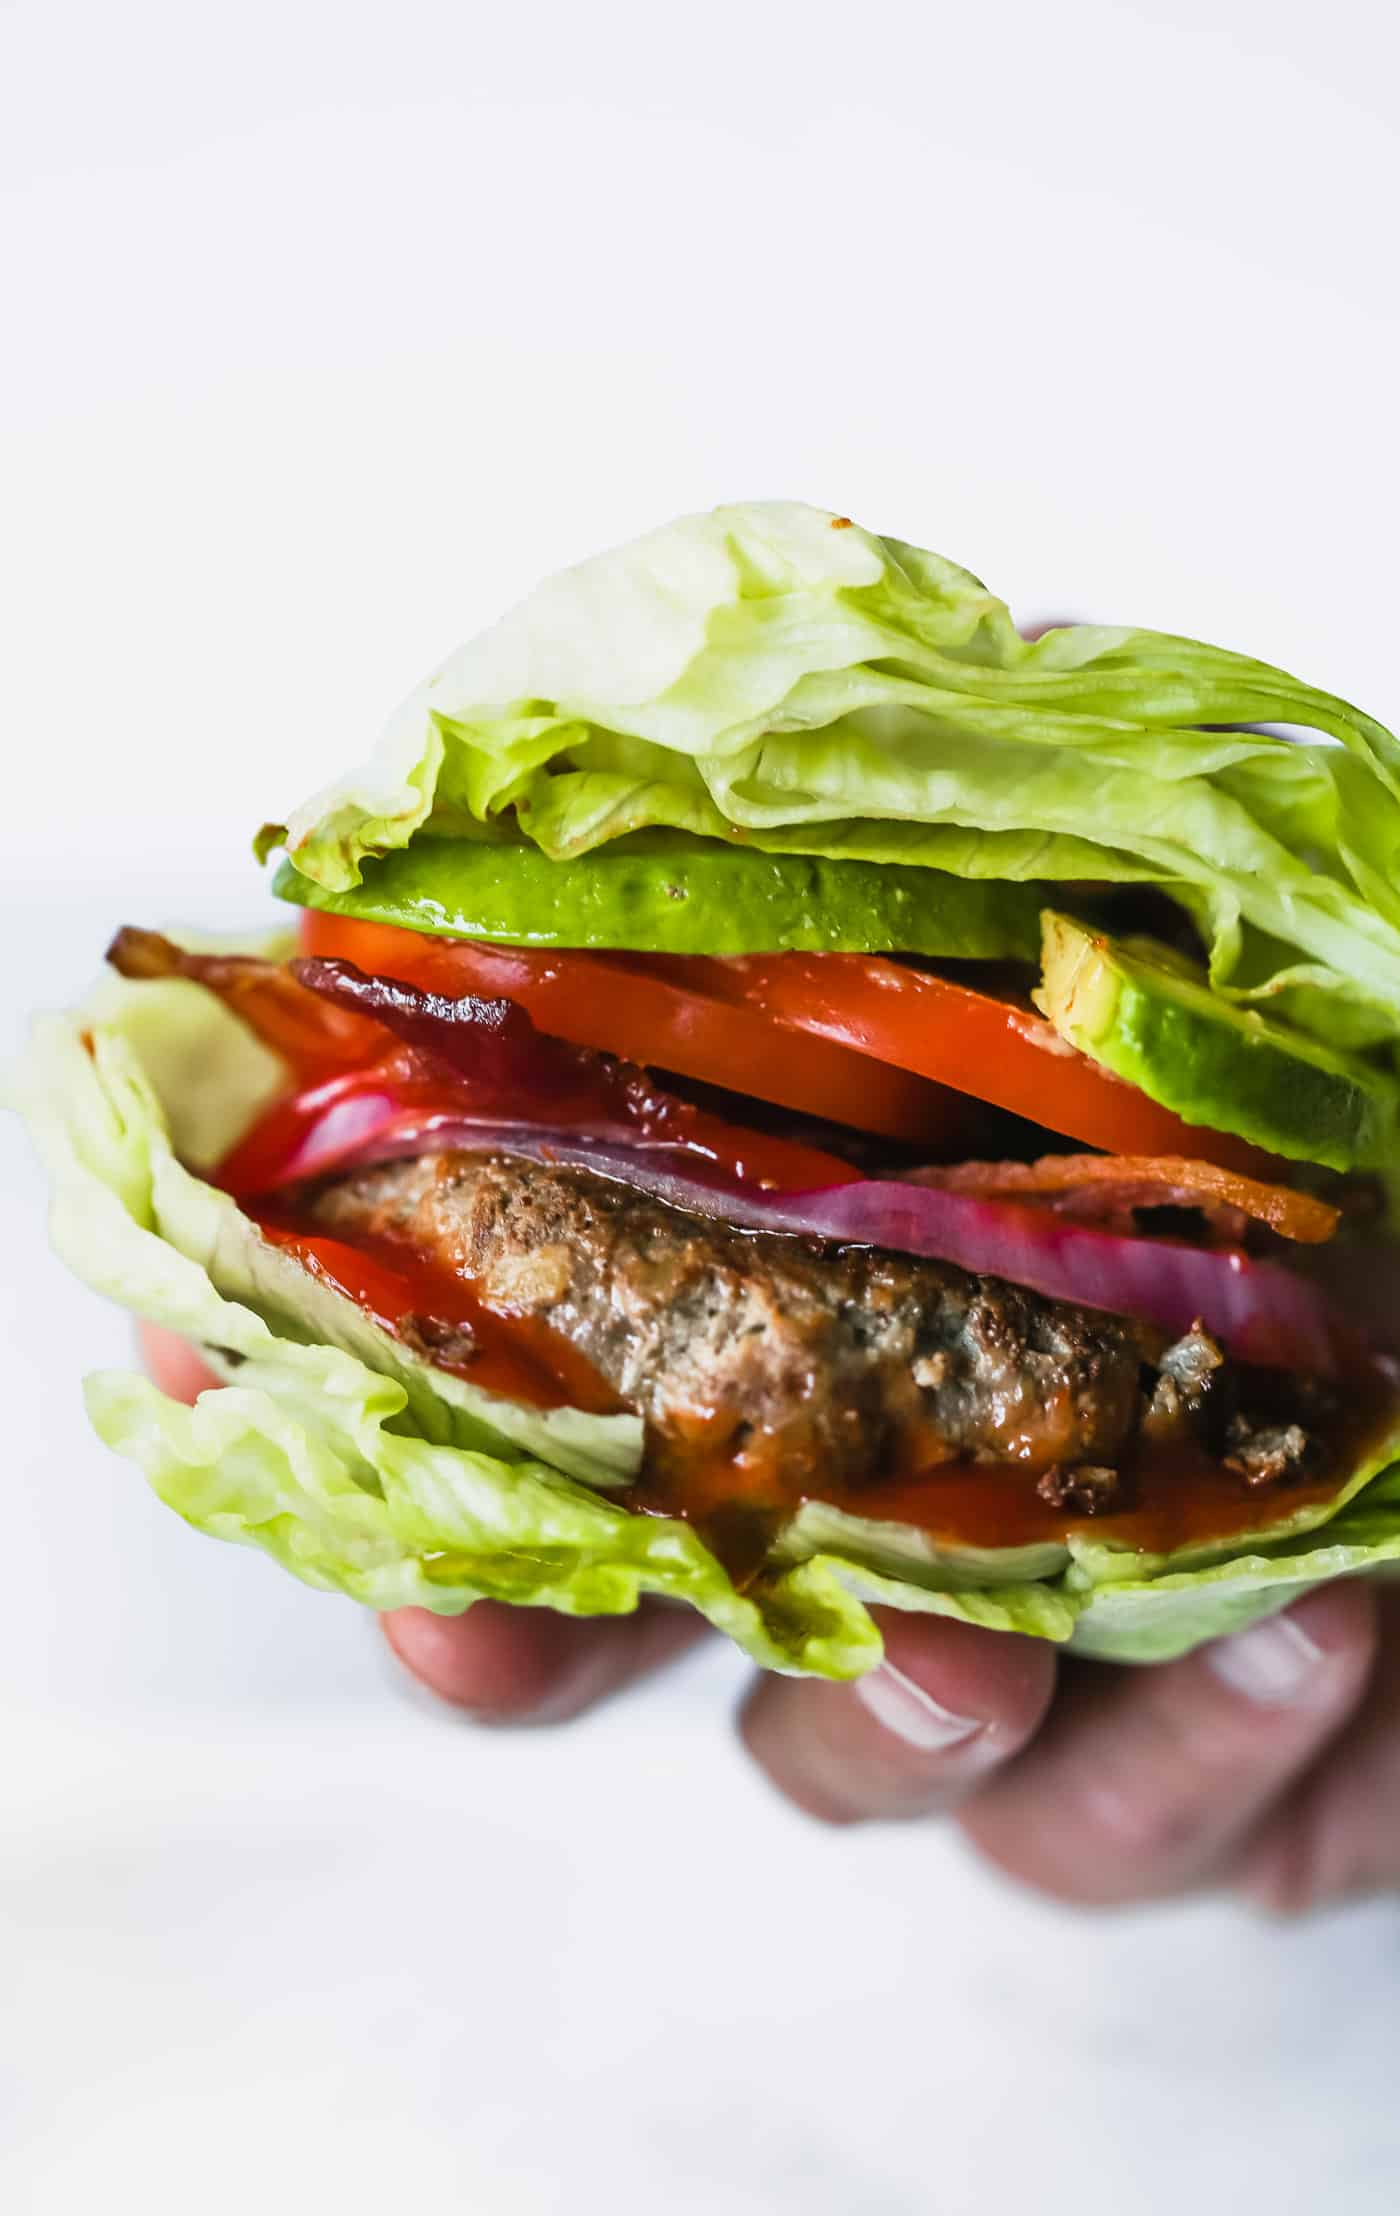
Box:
[308,1152,1233,1494]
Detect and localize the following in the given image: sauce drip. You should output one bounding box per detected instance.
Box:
[624,1363,1400,1576]
[254,1211,623,1417]
[251,1203,1398,1577]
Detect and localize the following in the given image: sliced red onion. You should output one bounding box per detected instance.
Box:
[260,1100,652,1191]
[333,1123,1343,1371]
[224,1094,1350,1373]
[739,1186,1339,1372]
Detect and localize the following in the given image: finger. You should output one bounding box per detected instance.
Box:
[737,1609,1057,1825]
[1231,1585,1400,1914]
[139,1321,221,1403]
[140,1322,709,1723]
[959,1581,1378,1907]
[381,1598,707,1727]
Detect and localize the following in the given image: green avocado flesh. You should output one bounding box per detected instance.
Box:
[1038,912,1399,1171]
[273,833,1045,959]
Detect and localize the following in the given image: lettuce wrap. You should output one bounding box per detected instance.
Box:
[15,501,1400,1674]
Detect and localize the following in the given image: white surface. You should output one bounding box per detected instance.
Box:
[4,3,1400,2210]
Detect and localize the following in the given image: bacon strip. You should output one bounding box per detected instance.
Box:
[290,954,695,1136]
[105,930,855,1193]
[108,927,691,1128]
[906,1155,1339,1245]
[107,927,385,1078]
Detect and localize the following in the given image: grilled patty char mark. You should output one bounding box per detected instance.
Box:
[311,1153,1159,1488]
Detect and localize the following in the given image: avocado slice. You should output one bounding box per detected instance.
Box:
[274,831,1044,960]
[1037,911,1398,1171]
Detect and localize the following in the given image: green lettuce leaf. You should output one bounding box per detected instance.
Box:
[265,501,1400,1052]
[1065,1469,1400,1663]
[11,946,1400,1671]
[12,984,877,1674]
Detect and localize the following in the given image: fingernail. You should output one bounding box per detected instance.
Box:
[1207,1610,1329,1708]
[852,1661,987,1752]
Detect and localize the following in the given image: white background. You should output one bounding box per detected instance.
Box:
[4,3,1400,2209]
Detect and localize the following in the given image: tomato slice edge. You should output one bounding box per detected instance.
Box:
[298,914,973,1147]
[299,914,1268,1172]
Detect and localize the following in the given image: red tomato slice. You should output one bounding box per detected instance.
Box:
[297,915,973,1147]
[298,915,1267,1171]
[215,1056,863,1198]
[724,953,1272,1173]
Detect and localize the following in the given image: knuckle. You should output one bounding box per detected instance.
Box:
[1076,1776,1208,1866]
[1246,1800,1393,1919]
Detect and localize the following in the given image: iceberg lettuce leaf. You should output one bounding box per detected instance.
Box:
[266,501,1400,1049]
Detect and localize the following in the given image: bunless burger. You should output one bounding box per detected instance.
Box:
[19,503,1400,1673]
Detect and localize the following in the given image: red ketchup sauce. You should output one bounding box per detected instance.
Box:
[252,1210,624,1418]
[621,1371,1398,1581]
[245,1193,1396,1582]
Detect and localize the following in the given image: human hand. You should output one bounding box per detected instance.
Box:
[142,1323,1398,1914]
